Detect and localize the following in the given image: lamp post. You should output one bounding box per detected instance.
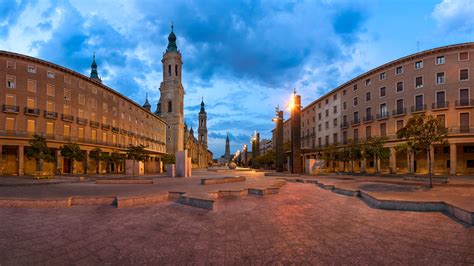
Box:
[273,105,284,172]
[251,134,256,169]
[289,89,302,174]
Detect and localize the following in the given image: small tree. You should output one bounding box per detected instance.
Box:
[322,145,337,172]
[337,146,350,172]
[162,153,175,165]
[126,144,147,176]
[364,137,390,174]
[397,114,448,187]
[25,134,54,172]
[110,151,124,174]
[347,139,362,173]
[89,147,102,174]
[60,143,85,174]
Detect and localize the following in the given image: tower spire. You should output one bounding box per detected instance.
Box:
[90,52,101,83]
[166,22,178,52]
[143,92,151,111]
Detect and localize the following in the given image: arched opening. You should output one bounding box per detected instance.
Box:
[175,65,178,76]
[168,65,171,76]
[168,101,172,113]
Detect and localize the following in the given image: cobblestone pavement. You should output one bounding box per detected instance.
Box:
[0,183,472,265]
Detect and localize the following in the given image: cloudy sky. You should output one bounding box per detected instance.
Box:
[1,0,473,157]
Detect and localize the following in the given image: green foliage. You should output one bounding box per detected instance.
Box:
[363,137,390,173]
[126,144,147,162]
[25,134,54,171]
[253,150,276,168]
[162,153,175,165]
[60,143,85,162]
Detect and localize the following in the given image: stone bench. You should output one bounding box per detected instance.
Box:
[200,176,245,185]
[34,171,54,180]
[95,179,154,185]
[403,176,449,184]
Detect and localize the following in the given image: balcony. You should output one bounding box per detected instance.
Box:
[411,104,426,113]
[392,108,406,117]
[112,127,119,133]
[455,99,474,108]
[24,107,40,116]
[61,114,74,122]
[432,101,449,110]
[44,111,58,119]
[3,104,19,113]
[101,124,111,130]
[90,121,100,128]
[376,112,390,120]
[340,121,349,129]
[350,118,360,126]
[120,129,128,135]
[76,117,88,125]
[450,127,473,134]
[363,115,373,123]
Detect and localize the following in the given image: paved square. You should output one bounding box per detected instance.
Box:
[0,183,472,264]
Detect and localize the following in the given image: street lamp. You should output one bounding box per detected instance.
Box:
[289,89,302,174]
[273,105,284,172]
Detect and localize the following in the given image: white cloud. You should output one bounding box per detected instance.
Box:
[432,0,474,33]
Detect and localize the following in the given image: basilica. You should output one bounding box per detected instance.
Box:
[143,25,212,168]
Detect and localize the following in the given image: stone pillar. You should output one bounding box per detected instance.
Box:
[276,110,284,172]
[18,145,24,176]
[407,151,414,174]
[429,145,435,175]
[450,143,457,176]
[84,151,89,175]
[389,147,396,174]
[291,94,302,174]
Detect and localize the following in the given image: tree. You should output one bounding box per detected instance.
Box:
[347,139,362,173]
[397,114,448,188]
[110,151,124,174]
[322,145,337,172]
[364,137,390,174]
[60,143,85,174]
[337,146,350,172]
[89,147,104,174]
[25,134,54,172]
[162,153,175,165]
[126,144,147,176]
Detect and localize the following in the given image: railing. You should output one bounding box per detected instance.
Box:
[432,101,449,109]
[24,107,40,116]
[44,111,58,119]
[392,108,406,116]
[376,112,390,120]
[3,104,19,113]
[76,117,88,125]
[363,115,373,123]
[450,127,474,134]
[455,99,474,108]
[112,127,120,133]
[120,129,128,135]
[411,104,426,113]
[90,121,100,127]
[101,124,110,130]
[61,114,74,122]
[351,118,360,125]
[340,121,349,129]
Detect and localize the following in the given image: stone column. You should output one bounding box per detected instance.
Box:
[275,110,284,172]
[389,147,396,174]
[450,143,457,176]
[429,145,435,175]
[291,94,302,174]
[84,151,89,175]
[18,145,24,176]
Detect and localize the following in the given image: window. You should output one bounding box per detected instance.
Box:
[396,120,404,131]
[168,101,172,112]
[379,72,386,80]
[91,130,97,141]
[6,94,16,106]
[353,111,359,122]
[396,66,403,75]
[46,101,55,112]
[333,118,337,126]
[92,86,97,94]
[318,137,321,147]
[459,52,469,61]
[318,124,322,131]
[103,103,108,113]
[396,99,404,112]
[63,104,71,115]
[27,97,36,108]
[342,89,347,96]
[366,92,371,102]
[366,126,371,139]
[91,112,96,122]
[396,81,404,92]
[415,61,423,70]
[79,94,85,105]
[78,127,85,140]
[46,122,54,135]
[5,117,15,131]
[6,61,16,69]
[380,123,387,137]
[318,113,322,120]
[343,101,347,110]
[46,84,55,96]
[380,103,388,115]
[460,113,470,132]
[78,109,84,118]
[325,98,329,105]
[365,78,371,86]
[318,103,321,108]
[333,133,338,144]
[47,71,55,79]
[436,72,445,84]
[325,109,329,117]
[168,65,171,76]
[91,98,97,108]
[325,121,329,129]
[353,97,358,106]
[27,120,35,133]
[6,76,15,88]
[27,80,36,92]
[415,95,424,109]
[64,76,71,84]
[342,131,347,144]
[366,107,372,118]
[380,87,386,97]
[435,91,446,108]
[437,114,446,128]
[333,105,337,114]
[175,65,178,76]
[64,125,71,137]
[28,65,36,73]
[353,84,358,91]
[325,135,329,146]
[460,69,469,81]
[333,94,337,100]
[102,116,107,124]
[354,128,359,141]
[79,80,84,89]
[64,89,71,101]
[436,56,445,65]
[415,76,423,88]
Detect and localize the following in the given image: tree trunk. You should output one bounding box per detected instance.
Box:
[71,159,75,175]
[96,160,99,174]
[427,148,432,188]
[36,159,41,172]
[133,159,136,177]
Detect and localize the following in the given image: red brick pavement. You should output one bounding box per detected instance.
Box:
[0,183,472,265]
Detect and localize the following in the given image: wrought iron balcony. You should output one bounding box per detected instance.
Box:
[411,104,426,113]
[44,111,58,119]
[432,101,449,110]
[24,107,40,116]
[76,117,88,125]
[61,114,74,122]
[101,124,111,130]
[376,112,390,120]
[455,99,474,108]
[3,104,19,113]
[90,121,100,128]
[340,121,349,129]
[112,127,120,133]
[351,118,360,126]
[363,115,373,123]
[120,129,128,135]
[392,108,406,116]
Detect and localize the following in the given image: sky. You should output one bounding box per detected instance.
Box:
[0,0,473,157]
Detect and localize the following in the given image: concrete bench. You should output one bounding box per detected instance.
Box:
[403,176,449,184]
[34,171,54,180]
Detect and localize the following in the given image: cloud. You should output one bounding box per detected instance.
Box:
[432,0,474,34]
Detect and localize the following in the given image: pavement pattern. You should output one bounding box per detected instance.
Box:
[0,183,472,265]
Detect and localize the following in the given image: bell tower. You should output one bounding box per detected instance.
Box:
[198,97,208,147]
[159,23,184,154]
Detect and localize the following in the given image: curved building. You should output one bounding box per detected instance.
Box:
[0,51,167,175]
[278,42,474,175]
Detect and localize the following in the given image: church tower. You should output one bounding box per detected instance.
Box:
[224,133,231,162]
[159,24,184,154]
[90,53,102,83]
[198,98,208,147]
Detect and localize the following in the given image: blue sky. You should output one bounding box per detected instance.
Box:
[1,0,473,157]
